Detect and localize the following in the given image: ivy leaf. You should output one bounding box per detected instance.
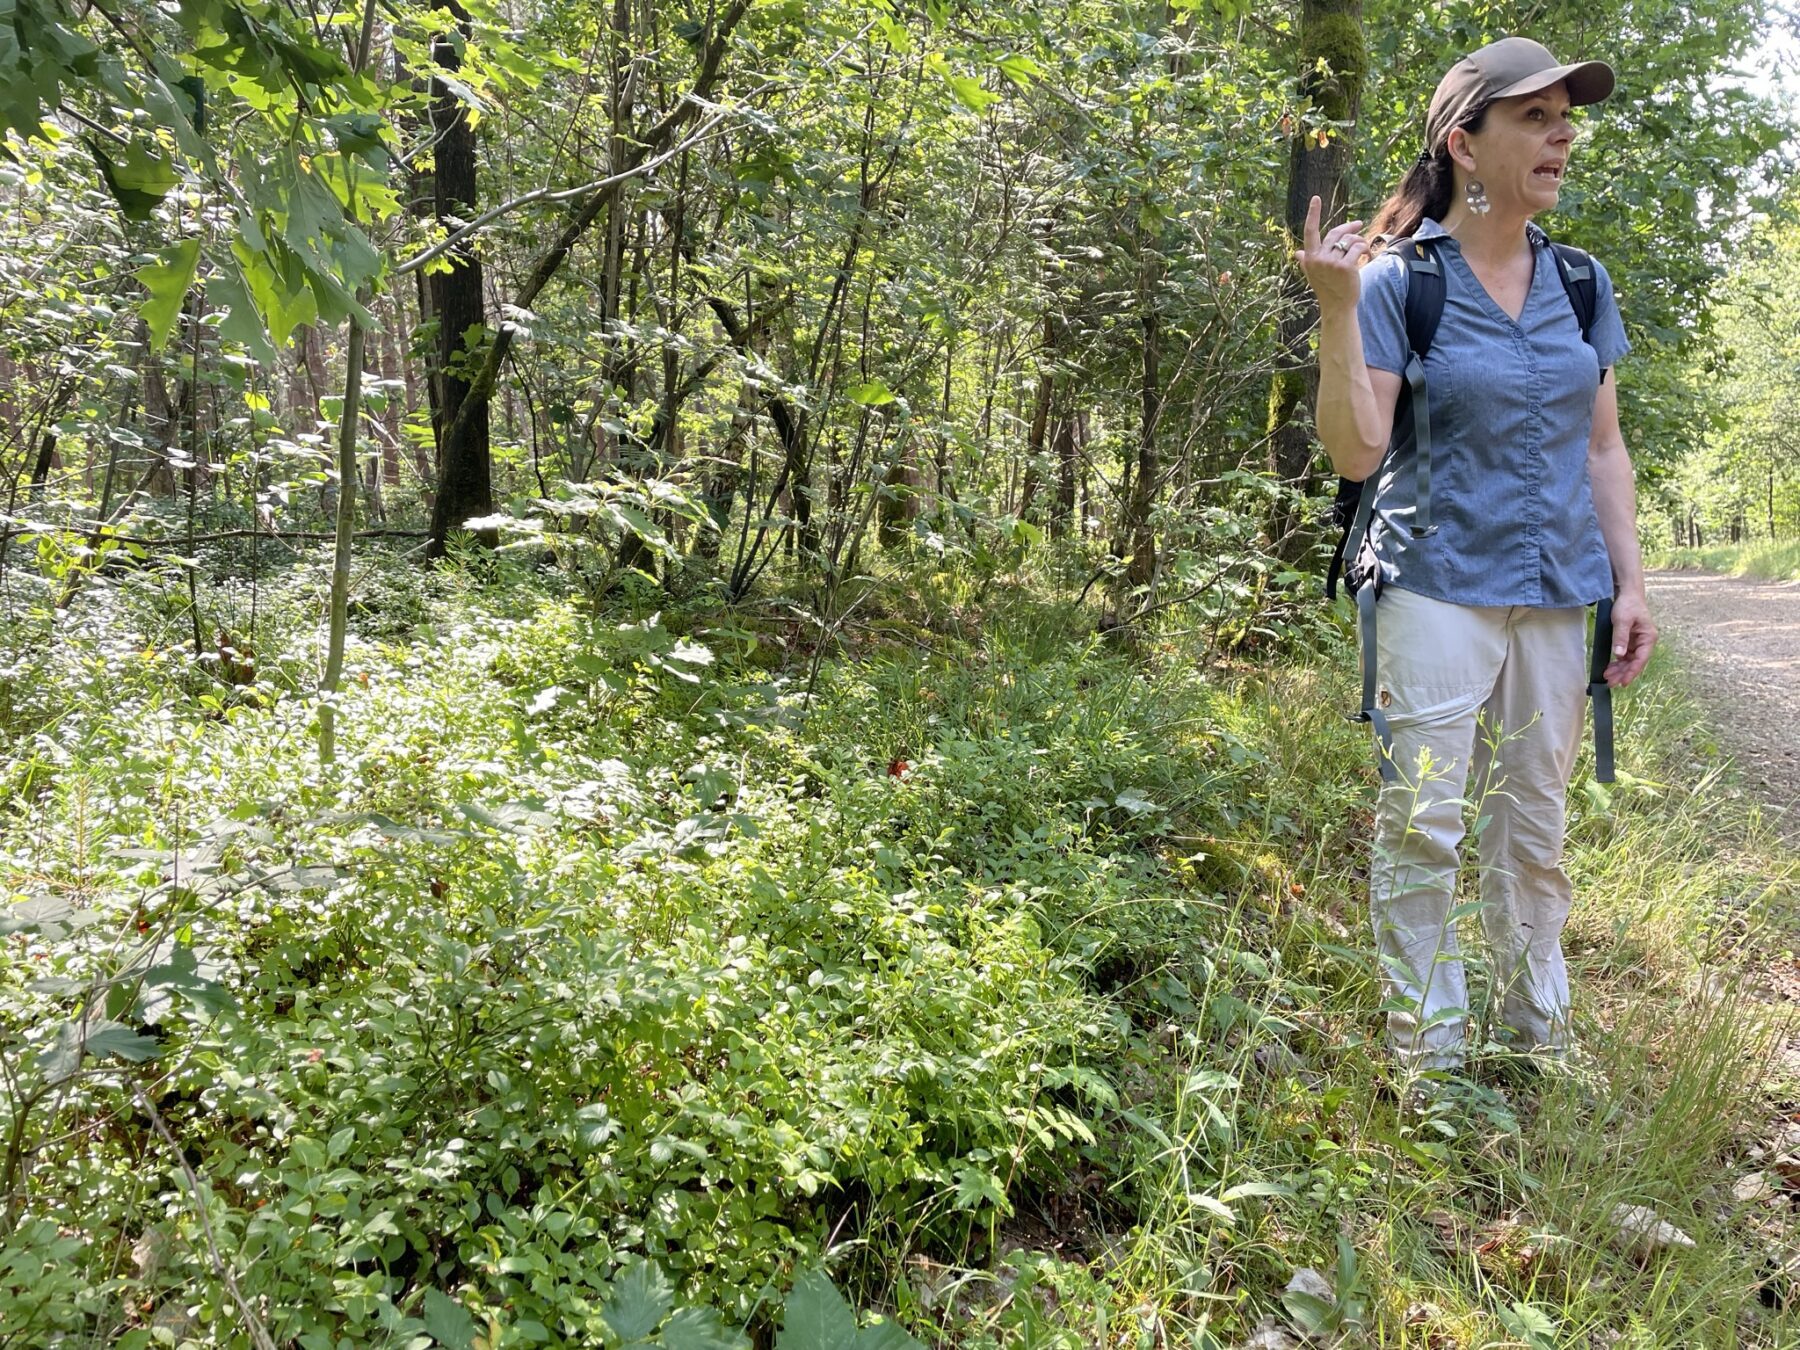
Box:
[136,238,202,352]
[600,1260,675,1341]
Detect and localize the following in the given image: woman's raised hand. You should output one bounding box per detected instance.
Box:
[1293,195,1369,313]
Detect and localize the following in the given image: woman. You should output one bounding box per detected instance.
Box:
[1294,37,1658,1075]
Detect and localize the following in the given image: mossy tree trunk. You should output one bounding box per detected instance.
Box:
[1270,0,1365,556]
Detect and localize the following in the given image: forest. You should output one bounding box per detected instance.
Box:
[3,0,1800,1344]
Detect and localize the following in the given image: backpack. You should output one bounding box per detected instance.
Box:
[1326,232,1618,783]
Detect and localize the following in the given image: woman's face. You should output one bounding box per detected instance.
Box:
[1454,80,1579,215]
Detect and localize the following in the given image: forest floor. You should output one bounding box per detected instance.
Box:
[1646,569,1800,841]
[8,554,1800,1346]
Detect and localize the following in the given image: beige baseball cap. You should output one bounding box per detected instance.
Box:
[1425,37,1615,154]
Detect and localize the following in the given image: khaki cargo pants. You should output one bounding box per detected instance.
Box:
[1367,585,1591,1071]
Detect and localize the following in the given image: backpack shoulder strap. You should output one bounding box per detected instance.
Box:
[1395,236,1446,360]
[1327,236,1447,600]
[1549,241,1598,345]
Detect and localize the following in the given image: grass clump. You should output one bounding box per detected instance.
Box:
[0,549,1795,1346]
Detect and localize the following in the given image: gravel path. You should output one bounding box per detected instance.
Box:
[1644,570,1800,835]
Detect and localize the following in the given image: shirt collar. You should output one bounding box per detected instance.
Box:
[1414,217,1550,249]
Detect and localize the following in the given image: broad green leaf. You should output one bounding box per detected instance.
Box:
[846,380,895,406]
[775,1270,858,1350]
[38,1021,82,1084]
[777,1270,923,1350]
[136,238,201,352]
[231,238,318,350]
[600,1260,674,1341]
[89,139,179,220]
[573,1102,618,1148]
[84,1025,161,1062]
[997,54,1042,88]
[1219,1180,1292,1203]
[422,1288,476,1350]
[1188,1192,1237,1224]
[951,1166,1009,1213]
[658,1306,747,1350]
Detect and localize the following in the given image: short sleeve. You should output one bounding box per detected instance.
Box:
[1590,257,1630,371]
[1356,252,1410,376]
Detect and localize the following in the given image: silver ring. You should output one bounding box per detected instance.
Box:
[1331,239,1352,254]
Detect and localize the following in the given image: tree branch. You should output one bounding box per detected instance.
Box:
[433,0,752,463]
[394,108,732,278]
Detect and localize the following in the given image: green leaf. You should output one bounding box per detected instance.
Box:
[996,54,1042,88]
[231,238,318,350]
[326,112,387,160]
[951,1166,1009,1213]
[846,380,896,406]
[1281,1288,1336,1334]
[658,1307,747,1350]
[38,1021,82,1084]
[207,263,277,363]
[88,139,179,220]
[600,1260,675,1341]
[1219,1180,1292,1203]
[777,1270,923,1350]
[85,1025,161,1062]
[422,1288,476,1350]
[776,1270,859,1350]
[136,238,201,352]
[1187,1192,1236,1224]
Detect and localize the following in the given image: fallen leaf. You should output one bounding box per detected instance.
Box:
[1235,1317,1302,1350]
[1736,1172,1779,1205]
[1609,1203,1695,1258]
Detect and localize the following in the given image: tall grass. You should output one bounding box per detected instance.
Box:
[1651,540,1800,582]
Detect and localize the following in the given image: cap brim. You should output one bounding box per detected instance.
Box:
[1494,59,1615,106]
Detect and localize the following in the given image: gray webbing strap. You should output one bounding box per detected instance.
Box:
[1404,351,1435,538]
[1588,597,1616,783]
[1356,583,1398,783]
[1341,456,1382,585]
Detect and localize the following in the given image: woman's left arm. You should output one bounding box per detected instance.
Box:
[1588,373,1658,686]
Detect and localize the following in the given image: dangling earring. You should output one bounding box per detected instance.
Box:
[1465,176,1491,215]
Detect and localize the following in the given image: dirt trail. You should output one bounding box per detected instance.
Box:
[1645,570,1800,838]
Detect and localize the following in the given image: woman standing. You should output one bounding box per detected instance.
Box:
[1295,37,1658,1074]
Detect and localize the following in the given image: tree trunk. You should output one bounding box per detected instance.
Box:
[425,0,493,557]
[1051,410,1077,539]
[27,431,57,499]
[1126,289,1161,591]
[1269,0,1365,552]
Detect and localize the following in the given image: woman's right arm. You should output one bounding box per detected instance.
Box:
[1294,195,1403,482]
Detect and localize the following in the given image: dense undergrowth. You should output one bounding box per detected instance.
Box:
[1648,541,1800,582]
[2,546,1797,1348]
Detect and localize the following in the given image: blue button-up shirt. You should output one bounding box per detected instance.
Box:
[1355,217,1630,608]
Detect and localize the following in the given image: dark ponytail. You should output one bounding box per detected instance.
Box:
[1367,102,1491,255]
